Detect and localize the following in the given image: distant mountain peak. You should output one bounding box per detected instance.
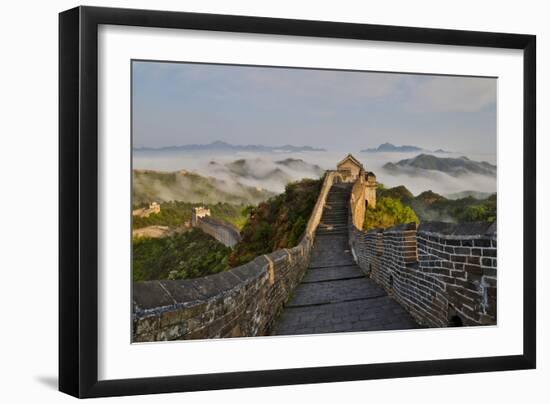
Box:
[275,158,324,175]
[416,190,445,204]
[361,143,452,154]
[362,143,424,153]
[383,153,496,177]
[133,141,326,153]
[276,157,302,164]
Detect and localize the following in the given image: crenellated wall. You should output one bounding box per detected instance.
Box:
[133,171,337,341]
[349,200,497,327]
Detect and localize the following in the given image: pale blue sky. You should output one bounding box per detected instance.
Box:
[132,61,496,154]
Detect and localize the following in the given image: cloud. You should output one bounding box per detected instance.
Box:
[135,61,404,103]
[242,68,403,100]
[133,150,497,197]
[411,76,496,112]
[134,61,494,113]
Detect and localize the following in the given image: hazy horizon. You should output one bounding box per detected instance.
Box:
[132,61,497,155]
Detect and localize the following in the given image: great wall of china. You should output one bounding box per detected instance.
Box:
[132,201,161,218]
[192,207,242,248]
[133,155,497,341]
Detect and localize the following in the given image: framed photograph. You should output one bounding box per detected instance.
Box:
[59,6,536,398]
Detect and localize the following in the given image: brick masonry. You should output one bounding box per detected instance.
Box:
[349,220,497,327]
[133,172,338,342]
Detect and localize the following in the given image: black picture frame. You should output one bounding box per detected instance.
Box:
[59,5,536,398]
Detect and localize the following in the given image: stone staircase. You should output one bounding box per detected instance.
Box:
[271,182,418,336]
[315,183,352,236]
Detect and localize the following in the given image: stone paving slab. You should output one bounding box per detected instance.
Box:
[286,277,386,307]
[310,233,348,247]
[272,296,419,335]
[309,237,354,267]
[302,265,364,283]
[308,258,356,268]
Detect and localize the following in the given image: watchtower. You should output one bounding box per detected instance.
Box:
[336,154,364,182]
[192,206,211,226]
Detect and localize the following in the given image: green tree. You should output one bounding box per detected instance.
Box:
[132,229,232,281]
[364,197,419,230]
[288,216,307,247]
[459,204,496,222]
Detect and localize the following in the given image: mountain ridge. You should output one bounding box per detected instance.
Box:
[377,184,496,223]
[383,153,496,177]
[132,169,274,206]
[208,157,325,192]
[362,142,451,154]
[134,140,326,153]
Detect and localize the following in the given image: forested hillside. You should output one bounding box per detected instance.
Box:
[132,177,323,280]
[132,201,248,230]
[364,197,419,230]
[132,229,232,281]
[229,178,322,267]
[369,184,496,226]
[133,169,273,206]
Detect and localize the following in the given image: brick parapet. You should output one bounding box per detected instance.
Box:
[349,195,497,328]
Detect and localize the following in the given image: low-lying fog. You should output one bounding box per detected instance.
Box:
[133,150,497,197]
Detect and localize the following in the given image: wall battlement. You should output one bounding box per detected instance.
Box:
[349,182,497,327]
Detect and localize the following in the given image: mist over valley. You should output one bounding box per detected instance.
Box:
[133,148,497,200]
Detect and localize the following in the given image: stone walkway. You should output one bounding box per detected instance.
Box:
[271,183,418,335]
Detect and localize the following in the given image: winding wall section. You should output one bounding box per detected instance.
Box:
[133,172,336,341]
